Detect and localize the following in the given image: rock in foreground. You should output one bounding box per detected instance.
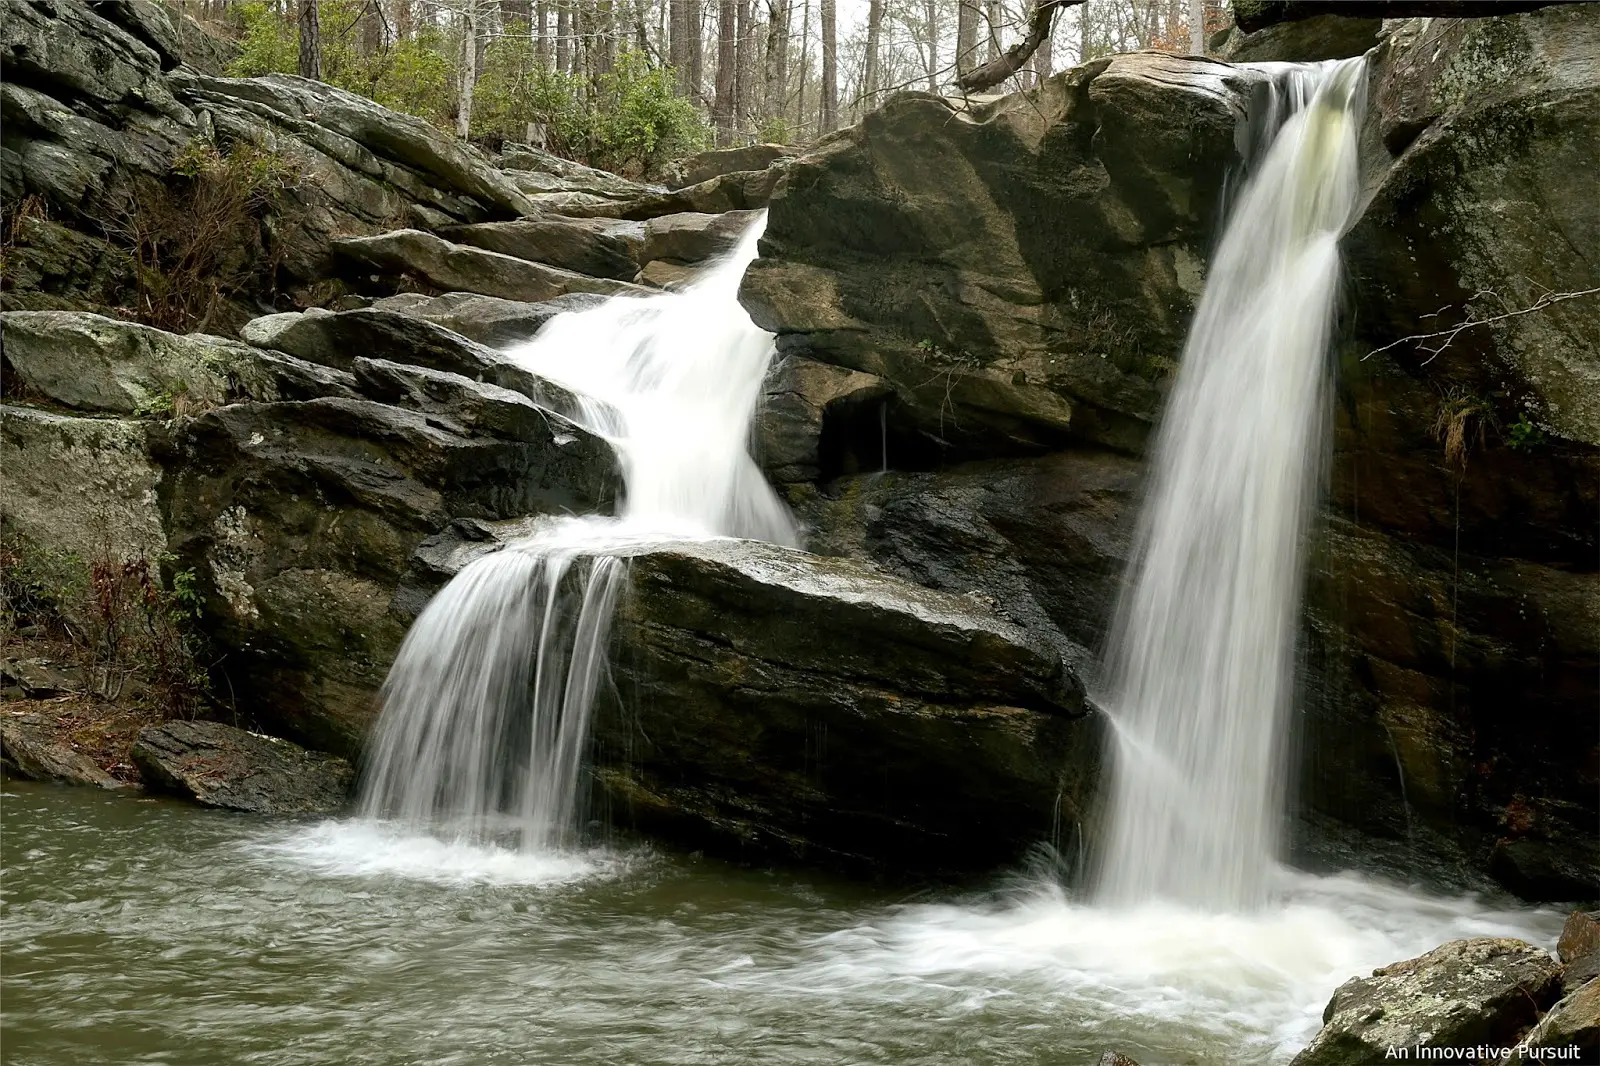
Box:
[595,538,1100,875]
[131,720,353,814]
[1290,938,1561,1066]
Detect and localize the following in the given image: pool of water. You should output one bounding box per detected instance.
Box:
[1,782,1562,1066]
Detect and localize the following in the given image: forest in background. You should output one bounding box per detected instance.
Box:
[172,0,1233,175]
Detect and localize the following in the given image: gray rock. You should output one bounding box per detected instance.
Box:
[0,405,167,567]
[641,210,763,265]
[438,216,645,281]
[661,143,796,189]
[1219,15,1382,62]
[594,538,1100,874]
[1290,938,1561,1066]
[131,719,353,814]
[758,355,891,484]
[0,714,129,790]
[333,229,649,303]
[367,291,610,348]
[633,260,697,290]
[496,144,658,201]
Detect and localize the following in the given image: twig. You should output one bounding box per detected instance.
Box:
[1363,286,1600,365]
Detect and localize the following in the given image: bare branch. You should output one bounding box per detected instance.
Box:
[955,0,1084,94]
[1363,285,1600,366]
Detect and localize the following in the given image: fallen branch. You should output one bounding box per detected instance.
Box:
[1363,285,1600,365]
[955,0,1087,94]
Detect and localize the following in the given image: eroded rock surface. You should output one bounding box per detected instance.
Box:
[132,719,353,814]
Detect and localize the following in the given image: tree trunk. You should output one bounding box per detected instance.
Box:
[361,1,383,53]
[985,0,1001,62]
[819,0,835,132]
[714,0,737,143]
[536,0,550,62]
[688,0,704,100]
[1034,13,1052,80]
[297,0,321,80]
[923,0,938,90]
[763,0,789,128]
[1188,0,1204,54]
[736,0,756,135]
[863,0,882,104]
[457,3,479,138]
[795,0,809,131]
[955,0,977,77]
[1077,0,1089,63]
[396,0,412,40]
[557,0,572,72]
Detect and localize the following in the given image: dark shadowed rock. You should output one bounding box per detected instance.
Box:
[594,538,1100,875]
[132,719,353,814]
[1290,938,1560,1066]
[1219,14,1382,63]
[438,216,644,282]
[333,229,648,303]
[1503,978,1600,1065]
[758,355,892,484]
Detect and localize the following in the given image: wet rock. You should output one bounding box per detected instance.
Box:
[1218,15,1382,63]
[758,356,892,484]
[1096,1054,1141,1066]
[1503,979,1600,1065]
[162,397,614,752]
[633,260,696,290]
[438,216,644,282]
[131,719,353,814]
[333,229,648,304]
[1,714,129,790]
[367,291,609,348]
[1290,938,1561,1066]
[351,357,591,445]
[740,53,1265,458]
[595,538,1100,875]
[641,210,762,266]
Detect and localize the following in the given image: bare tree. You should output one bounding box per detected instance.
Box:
[955,0,978,76]
[457,0,480,137]
[763,0,790,123]
[923,0,938,90]
[984,0,1001,61]
[557,0,572,71]
[297,0,321,79]
[1187,0,1204,54]
[819,0,837,132]
[794,0,810,128]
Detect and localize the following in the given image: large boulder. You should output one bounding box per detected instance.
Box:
[367,291,609,348]
[132,719,353,814]
[661,144,796,189]
[740,53,1265,458]
[1505,978,1600,1064]
[594,538,1100,874]
[1290,938,1562,1066]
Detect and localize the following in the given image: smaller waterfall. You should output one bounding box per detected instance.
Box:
[357,218,795,850]
[1093,60,1367,910]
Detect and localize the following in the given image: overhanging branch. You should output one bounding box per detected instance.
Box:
[955,0,1086,94]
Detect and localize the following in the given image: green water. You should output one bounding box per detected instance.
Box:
[1,781,1559,1066]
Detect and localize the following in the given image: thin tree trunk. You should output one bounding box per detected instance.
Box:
[1188,0,1204,54]
[536,0,550,63]
[361,1,383,52]
[985,0,1001,62]
[923,0,938,90]
[795,0,809,130]
[558,0,572,72]
[1078,0,1089,63]
[955,0,977,77]
[297,0,321,79]
[956,0,1082,92]
[819,0,835,132]
[714,0,737,143]
[863,0,882,104]
[670,0,688,85]
[458,2,479,138]
[736,0,755,135]
[1034,13,1052,80]
[396,0,412,40]
[688,0,704,100]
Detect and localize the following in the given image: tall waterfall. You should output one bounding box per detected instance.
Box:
[357,218,796,850]
[1093,60,1368,909]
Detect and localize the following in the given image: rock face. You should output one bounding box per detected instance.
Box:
[132,719,354,814]
[1290,938,1561,1066]
[333,230,647,304]
[743,52,1262,458]
[1301,4,1600,899]
[595,538,1100,873]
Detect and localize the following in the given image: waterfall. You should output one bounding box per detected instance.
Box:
[357,217,796,851]
[1093,60,1368,910]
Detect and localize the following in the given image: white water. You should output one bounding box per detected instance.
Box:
[1093,60,1369,909]
[357,218,796,849]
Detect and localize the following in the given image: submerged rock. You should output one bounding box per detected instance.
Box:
[1290,938,1561,1066]
[595,538,1100,874]
[132,719,353,814]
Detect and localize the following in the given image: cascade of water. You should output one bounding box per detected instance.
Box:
[1093,59,1368,910]
[357,217,795,850]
